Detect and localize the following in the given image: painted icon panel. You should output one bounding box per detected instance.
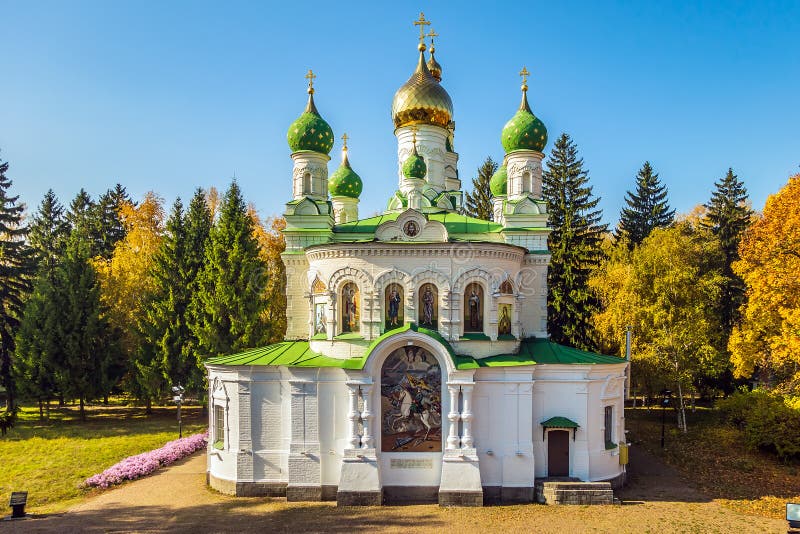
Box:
[385,283,404,331]
[498,303,512,336]
[418,283,438,329]
[464,282,484,333]
[314,302,326,335]
[341,282,360,333]
[380,347,442,452]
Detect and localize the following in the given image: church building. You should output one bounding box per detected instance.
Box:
[205,14,628,506]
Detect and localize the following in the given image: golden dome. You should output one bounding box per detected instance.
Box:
[391,49,453,129]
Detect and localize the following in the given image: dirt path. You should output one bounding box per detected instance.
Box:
[0,448,786,533]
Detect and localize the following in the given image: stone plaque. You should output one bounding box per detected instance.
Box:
[390,458,433,469]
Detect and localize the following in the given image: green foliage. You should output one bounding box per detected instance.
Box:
[190,182,268,357]
[93,183,130,259]
[718,389,800,461]
[0,156,35,411]
[703,168,753,334]
[463,157,497,221]
[29,189,70,279]
[617,161,675,247]
[543,133,607,351]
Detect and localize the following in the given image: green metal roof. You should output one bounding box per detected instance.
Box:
[205,327,625,370]
[332,210,503,237]
[541,416,579,428]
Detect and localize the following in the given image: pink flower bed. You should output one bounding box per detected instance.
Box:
[85,431,208,488]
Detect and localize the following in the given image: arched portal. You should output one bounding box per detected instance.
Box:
[380,346,442,453]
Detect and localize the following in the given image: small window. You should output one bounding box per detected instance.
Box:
[303,172,312,194]
[214,405,225,449]
[604,406,615,449]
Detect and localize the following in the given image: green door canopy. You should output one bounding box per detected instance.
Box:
[204,323,626,370]
[541,416,580,441]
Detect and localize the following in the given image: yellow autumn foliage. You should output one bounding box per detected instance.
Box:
[93,192,165,355]
[729,175,800,385]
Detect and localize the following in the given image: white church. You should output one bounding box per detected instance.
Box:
[205,15,628,506]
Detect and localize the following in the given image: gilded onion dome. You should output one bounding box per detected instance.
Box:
[328,147,363,199]
[402,142,427,179]
[392,46,453,129]
[501,75,547,153]
[490,164,508,196]
[287,74,334,154]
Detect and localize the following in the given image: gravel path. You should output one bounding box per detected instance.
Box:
[0,448,786,533]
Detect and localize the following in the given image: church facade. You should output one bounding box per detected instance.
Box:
[206,15,628,506]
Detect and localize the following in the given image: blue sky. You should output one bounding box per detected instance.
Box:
[2,0,798,225]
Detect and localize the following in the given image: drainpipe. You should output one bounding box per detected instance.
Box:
[624,326,632,403]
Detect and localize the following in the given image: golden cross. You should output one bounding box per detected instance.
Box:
[341,133,349,150]
[427,28,438,44]
[305,69,316,90]
[413,12,431,44]
[519,66,530,85]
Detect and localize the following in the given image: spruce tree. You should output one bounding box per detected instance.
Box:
[183,189,212,391]
[617,161,675,247]
[56,228,109,421]
[29,189,70,278]
[0,156,34,413]
[542,133,607,351]
[191,182,268,357]
[703,168,753,332]
[464,157,497,220]
[93,183,130,259]
[67,189,95,234]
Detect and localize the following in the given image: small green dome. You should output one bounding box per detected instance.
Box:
[501,91,547,153]
[287,93,334,154]
[490,165,508,196]
[328,151,362,199]
[402,146,427,179]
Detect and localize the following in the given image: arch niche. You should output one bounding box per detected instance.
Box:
[463,282,484,333]
[340,282,360,333]
[418,283,438,329]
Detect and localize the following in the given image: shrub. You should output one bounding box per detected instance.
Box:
[718,389,800,462]
[85,431,207,488]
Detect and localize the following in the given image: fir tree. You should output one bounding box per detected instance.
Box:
[29,189,70,278]
[542,134,607,351]
[703,168,753,332]
[67,189,95,234]
[93,183,130,259]
[56,228,109,421]
[617,161,675,247]
[191,182,268,358]
[464,157,497,220]
[0,156,35,413]
[184,189,212,391]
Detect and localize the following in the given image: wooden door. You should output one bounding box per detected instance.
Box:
[547,430,570,477]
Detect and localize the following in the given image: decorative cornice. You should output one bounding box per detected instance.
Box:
[305,242,526,263]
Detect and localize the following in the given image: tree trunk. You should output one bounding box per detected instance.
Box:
[45,399,50,421]
[145,397,152,415]
[676,381,687,432]
[79,397,86,422]
[103,394,109,406]
[39,399,44,420]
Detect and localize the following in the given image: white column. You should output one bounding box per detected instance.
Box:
[360,384,374,449]
[346,383,361,450]
[447,384,461,450]
[461,384,474,449]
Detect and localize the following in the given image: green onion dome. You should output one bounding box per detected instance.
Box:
[328,149,362,198]
[287,91,334,154]
[501,86,547,153]
[402,144,427,179]
[490,164,508,196]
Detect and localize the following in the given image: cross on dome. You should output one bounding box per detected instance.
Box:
[305,69,316,94]
[519,66,530,92]
[413,12,431,50]
[341,133,349,151]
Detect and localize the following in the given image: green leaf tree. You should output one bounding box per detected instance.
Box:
[464,157,497,220]
[617,161,675,247]
[542,133,607,351]
[29,189,70,278]
[0,156,34,415]
[191,182,268,358]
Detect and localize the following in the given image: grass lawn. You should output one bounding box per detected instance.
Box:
[626,405,800,520]
[0,401,207,513]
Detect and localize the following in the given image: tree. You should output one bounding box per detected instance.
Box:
[93,192,165,401]
[29,190,70,278]
[729,175,800,389]
[67,189,95,236]
[249,209,287,344]
[542,134,607,351]
[0,156,34,415]
[703,168,753,333]
[464,157,497,221]
[93,183,131,259]
[56,228,110,421]
[592,222,726,427]
[617,161,675,247]
[191,181,268,358]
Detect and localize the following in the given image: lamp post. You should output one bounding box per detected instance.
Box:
[660,389,671,449]
[172,384,185,438]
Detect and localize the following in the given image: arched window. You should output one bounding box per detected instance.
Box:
[380,346,442,452]
[522,171,532,193]
[463,282,484,333]
[341,282,360,333]
[499,279,513,295]
[418,283,438,329]
[384,283,404,331]
[303,172,312,194]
